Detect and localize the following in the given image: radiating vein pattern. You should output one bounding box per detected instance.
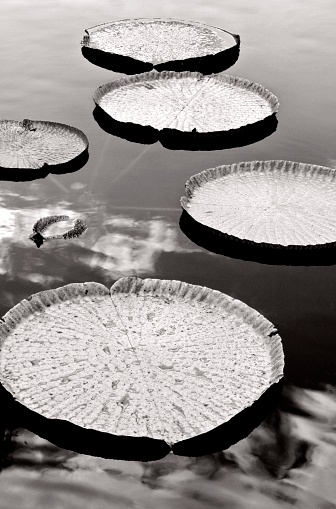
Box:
[0,278,284,444]
[0,120,88,169]
[85,19,236,62]
[183,160,336,246]
[95,72,278,133]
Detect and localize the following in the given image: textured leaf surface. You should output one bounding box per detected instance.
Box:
[83,18,237,62]
[0,120,88,170]
[182,160,336,247]
[0,278,284,446]
[94,72,278,133]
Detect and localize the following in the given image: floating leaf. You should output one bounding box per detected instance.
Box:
[180,160,336,263]
[0,277,284,460]
[31,215,70,235]
[0,120,89,174]
[29,215,87,247]
[93,71,279,150]
[81,18,240,74]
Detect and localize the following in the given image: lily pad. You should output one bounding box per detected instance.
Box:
[81,18,240,74]
[0,120,89,179]
[180,160,336,265]
[29,215,88,248]
[93,71,279,150]
[0,277,284,460]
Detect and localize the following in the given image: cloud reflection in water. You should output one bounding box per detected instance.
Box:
[0,185,201,315]
[2,386,336,508]
[80,215,200,277]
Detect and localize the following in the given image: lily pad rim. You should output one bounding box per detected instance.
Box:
[181,159,336,249]
[0,276,284,344]
[93,70,280,135]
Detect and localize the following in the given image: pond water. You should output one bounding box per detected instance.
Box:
[1,0,336,507]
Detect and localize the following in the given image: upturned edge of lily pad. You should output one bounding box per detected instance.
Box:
[93,105,278,151]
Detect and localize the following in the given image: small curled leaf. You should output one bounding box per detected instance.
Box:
[32,215,70,235]
[29,215,87,248]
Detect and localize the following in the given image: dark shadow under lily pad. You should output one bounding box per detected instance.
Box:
[82,41,240,76]
[0,379,282,461]
[93,106,158,145]
[160,114,278,151]
[0,383,171,462]
[93,105,278,151]
[172,381,282,457]
[0,147,89,182]
[180,210,336,266]
[82,46,153,74]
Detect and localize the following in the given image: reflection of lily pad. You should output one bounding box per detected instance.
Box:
[180,160,336,264]
[0,277,284,460]
[93,71,279,150]
[0,120,89,176]
[81,18,240,74]
[29,215,88,248]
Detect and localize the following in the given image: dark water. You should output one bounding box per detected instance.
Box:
[1,0,336,507]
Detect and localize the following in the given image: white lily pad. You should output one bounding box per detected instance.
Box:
[94,71,278,137]
[0,277,284,458]
[181,160,336,248]
[0,120,88,170]
[82,18,240,73]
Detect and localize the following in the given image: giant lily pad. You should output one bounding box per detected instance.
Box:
[180,160,336,265]
[0,120,89,180]
[81,18,240,74]
[0,277,284,460]
[93,71,279,150]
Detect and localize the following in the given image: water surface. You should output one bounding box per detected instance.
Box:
[1,1,336,507]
